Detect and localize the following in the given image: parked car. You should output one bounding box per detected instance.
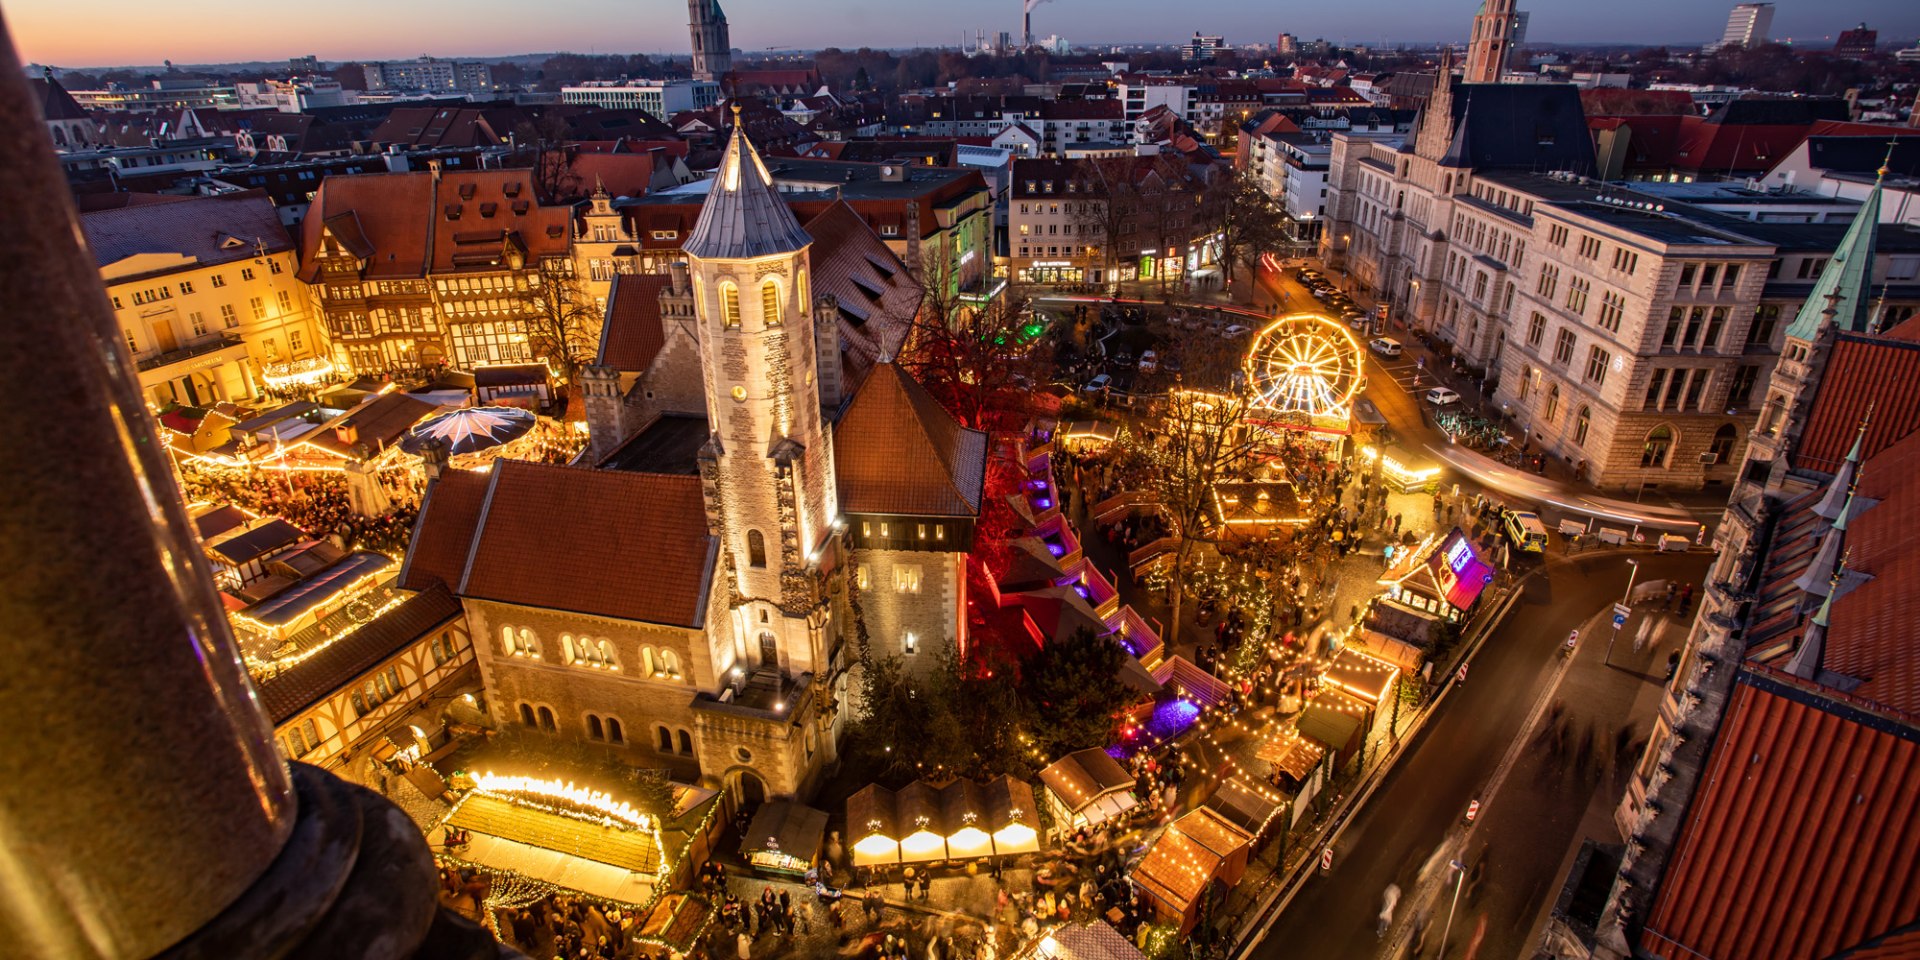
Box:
[1424,386,1462,406]
[1223,324,1253,337]
[1369,337,1403,357]
[1347,314,1370,330]
[1083,374,1112,393]
[1138,350,1159,373]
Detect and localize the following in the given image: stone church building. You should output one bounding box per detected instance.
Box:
[402,122,986,804]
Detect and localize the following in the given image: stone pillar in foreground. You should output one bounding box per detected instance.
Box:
[0,15,512,960]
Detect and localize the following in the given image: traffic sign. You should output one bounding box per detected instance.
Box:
[1456,663,1469,684]
[1321,847,1334,870]
[1465,799,1481,822]
[1612,611,1628,629]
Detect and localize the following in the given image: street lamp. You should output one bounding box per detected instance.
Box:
[1440,858,1466,955]
[1605,558,1639,667]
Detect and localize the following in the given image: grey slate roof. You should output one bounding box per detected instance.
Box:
[683,120,811,260]
[81,189,292,272]
[1439,83,1594,175]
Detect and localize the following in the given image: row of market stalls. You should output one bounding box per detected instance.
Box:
[430,770,727,954]
[845,776,1042,867]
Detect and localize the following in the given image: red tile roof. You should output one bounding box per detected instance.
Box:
[1807,429,1920,715]
[834,362,988,518]
[803,200,922,388]
[459,460,715,628]
[399,469,492,591]
[597,273,672,371]
[297,168,571,283]
[1793,334,1920,475]
[1640,670,1920,960]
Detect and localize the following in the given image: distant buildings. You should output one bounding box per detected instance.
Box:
[235,77,354,113]
[1711,3,1774,52]
[68,78,236,112]
[1183,33,1227,63]
[361,59,496,94]
[1833,23,1879,59]
[561,80,720,115]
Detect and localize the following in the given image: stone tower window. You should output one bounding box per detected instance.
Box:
[748,529,768,567]
[761,280,782,326]
[721,283,741,328]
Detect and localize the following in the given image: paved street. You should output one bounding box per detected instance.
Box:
[1245,550,1709,960]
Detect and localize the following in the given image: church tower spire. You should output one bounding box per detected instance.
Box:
[688,0,733,82]
[1464,0,1522,83]
[684,114,835,681]
[1782,160,1887,343]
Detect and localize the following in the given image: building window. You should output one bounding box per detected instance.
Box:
[1585,346,1611,386]
[268,258,283,275]
[1596,291,1623,333]
[277,290,293,314]
[587,715,605,741]
[1536,264,1558,300]
[1527,312,1546,348]
[1553,329,1575,367]
[761,280,781,326]
[1641,426,1674,468]
[1565,278,1589,316]
[289,330,303,353]
[501,625,540,659]
[721,283,741,328]
[518,703,537,727]
[220,304,238,328]
[1797,257,1827,280]
[1703,308,1727,349]
[607,718,625,744]
[1709,424,1737,465]
[904,632,918,655]
[748,529,767,568]
[1728,365,1759,408]
[1748,305,1780,349]
[211,274,226,288]
[1645,368,1668,410]
[537,706,556,732]
[249,296,266,320]
[894,564,923,594]
[188,312,208,336]
[1544,385,1560,423]
[241,268,256,281]
[1574,406,1591,447]
[677,729,693,754]
[657,725,674,752]
[179,280,195,295]
[563,634,617,670]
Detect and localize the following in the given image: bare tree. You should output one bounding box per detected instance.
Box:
[525,258,602,385]
[1207,167,1289,287]
[897,265,1051,433]
[1130,343,1260,648]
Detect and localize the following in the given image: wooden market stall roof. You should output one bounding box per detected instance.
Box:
[1296,687,1369,754]
[1321,647,1399,705]
[1151,656,1233,708]
[1131,818,1226,918]
[741,799,828,861]
[1202,777,1284,837]
[444,794,663,905]
[1040,748,1136,810]
[633,891,715,953]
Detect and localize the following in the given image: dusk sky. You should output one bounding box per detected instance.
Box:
[9,0,1920,68]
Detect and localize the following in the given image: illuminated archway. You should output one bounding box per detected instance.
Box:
[1243,313,1365,433]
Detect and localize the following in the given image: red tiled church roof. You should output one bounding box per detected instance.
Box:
[1794,333,1920,475]
[596,273,672,371]
[458,460,715,628]
[834,362,987,518]
[399,468,492,591]
[1640,670,1920,960]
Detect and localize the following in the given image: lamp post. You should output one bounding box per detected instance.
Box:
[1606,558,1639,667]
[1440,858,1466,956]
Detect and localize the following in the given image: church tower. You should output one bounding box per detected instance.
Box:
[688,0,733,82]
[1748,161,1887,494]
[683,113,837,681]
[1464,0,1521,83]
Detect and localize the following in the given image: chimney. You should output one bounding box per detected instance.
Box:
[579,365,625,463]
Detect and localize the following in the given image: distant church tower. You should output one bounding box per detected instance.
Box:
[1464,0,1522,83]
[683,112,837,681]
[689,0,733,82]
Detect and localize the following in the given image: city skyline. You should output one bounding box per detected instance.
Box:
[10,0,1920,69]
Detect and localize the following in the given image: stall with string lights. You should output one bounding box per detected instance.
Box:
[740,799,828,878]
[1039,748,1140,834]
[1128,807,1254,935]
[846,775,1042,868]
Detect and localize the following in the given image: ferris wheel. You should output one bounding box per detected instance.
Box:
[1242,313,1365,430]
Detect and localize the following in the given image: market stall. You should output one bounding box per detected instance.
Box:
[847,783,901,868]
[1032,922,1146,960]
[845,776,1046,867]
[1128,808,1253,935]
[438,773,667,907]
[1358,443,1441,493]
[739,800,827,878]
[1201,776,1286,841]
[1039,748,1139,834]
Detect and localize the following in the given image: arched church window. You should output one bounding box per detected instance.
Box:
[762,280,782,326]
[748,529,767,568]
[721,283,741,328]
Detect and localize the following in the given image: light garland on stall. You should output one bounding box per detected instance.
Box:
[471,772,653,832]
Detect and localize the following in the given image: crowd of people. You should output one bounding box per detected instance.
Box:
[180,465,422,555]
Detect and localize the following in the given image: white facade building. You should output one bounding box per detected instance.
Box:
[561,80,722,115]
[1712,3,1774,51]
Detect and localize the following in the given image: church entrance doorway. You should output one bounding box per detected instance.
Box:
[759,632,778,668]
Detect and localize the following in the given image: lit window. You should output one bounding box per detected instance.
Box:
[895,564,923,594]
[905,632,918,655]
[721,283,741,328]
[761,280,781,326]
